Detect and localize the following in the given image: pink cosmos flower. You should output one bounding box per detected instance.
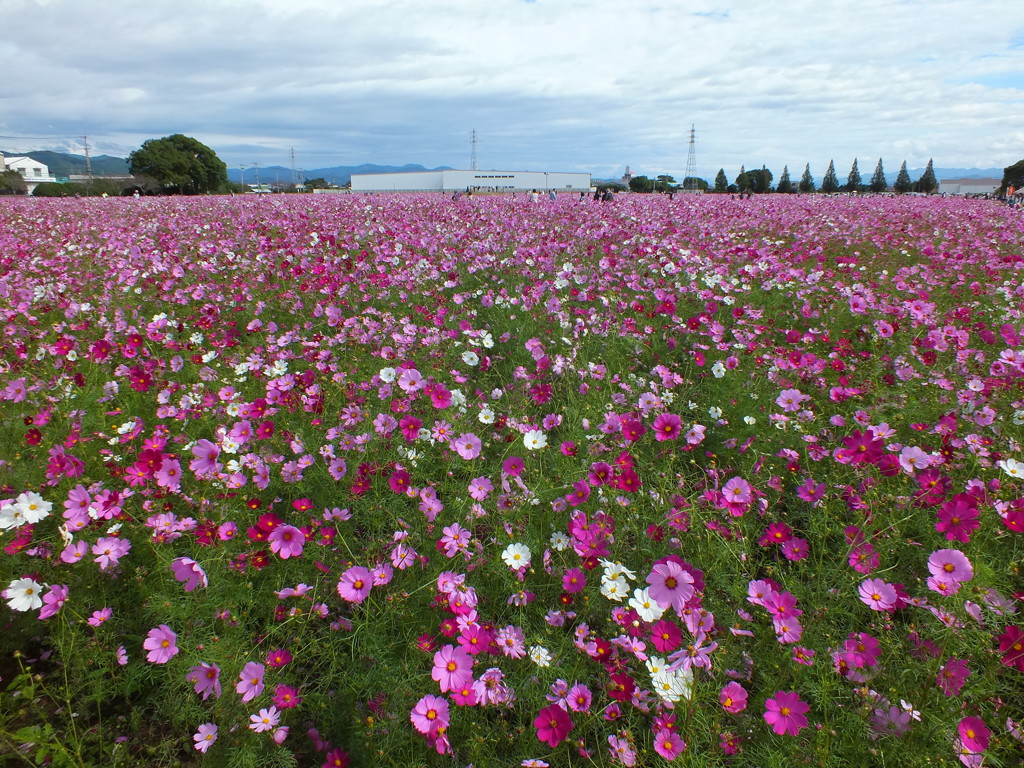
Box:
[653,728,686,759]
[567,683,592,713]
[720,681,748,713]
[88,607,112,627]
[410,694,450,735]
[646,560,695,612]
[454,433,482,460]
[189,439,221,477]
[998,625,1024,672]
[273,684,302,709]
[502,456,524,476]
[187,662,222,700]
[249,706,281,733]
[763,691,810,736]
[171,557,208,591]
[337,565,372,604]
[468,476,493,500]
[534,704,573,747]
[927,549,973,583]
[143,624,179,664]
[431,644,474,692]
[721,477,753,505]
[937,658,970,696]
[38,584,69,620]
[193,723,217,752]
[268,524,305,559]
[859,578,897,611]
[652,413,682,441]
[236,661,265,702]
[92,536,131,571]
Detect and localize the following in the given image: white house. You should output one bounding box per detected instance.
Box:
[350,169,592,193]
[938,177,1001,196]
[2,156,58,193]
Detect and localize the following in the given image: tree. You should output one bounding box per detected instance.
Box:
[869,158,887,193]
[735,166,750,192]
[799,163,815,193]
[655,174,678,193]
[821,160,839,193]
[846,158,862,193]
[682,176,709,192]
[776,165,793,194]
[746,166,773,194]
[1001,158,1024,194]
[714,168,728,193]
[915,159,937,194]
[893,161,913,193]
[127,134,227,194]
[0,169,28,195]
[303,177,330,190]
[628,175,655,193]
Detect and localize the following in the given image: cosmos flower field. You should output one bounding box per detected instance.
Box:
[1,192,1022,767]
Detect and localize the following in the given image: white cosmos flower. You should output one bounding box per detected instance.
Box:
[501,542,531,570]
[629,587,665,622]
[997,458,1024,480]
[711,361,726,378]
[462,350,479,366]
[600,576,628,602]
[529,645,552,667]
[378,367,397,383]
[17,492,52,524]
[523,430,548,451]
[4,577,44,612]
[549,531,570,551]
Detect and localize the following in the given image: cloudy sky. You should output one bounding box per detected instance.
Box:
[3,0,1023,181]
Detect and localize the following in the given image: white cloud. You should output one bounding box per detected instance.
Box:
[4,0,1023,178]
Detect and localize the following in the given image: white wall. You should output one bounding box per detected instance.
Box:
[351,169,591,192]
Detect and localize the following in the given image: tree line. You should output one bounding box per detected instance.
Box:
[709,158,938,195]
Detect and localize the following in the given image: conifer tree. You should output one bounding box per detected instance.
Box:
[821,160,839,193]
[799,163,815,193]
[869,158,887,193]
[714,168,728,193]
[893,161,912,193]
[916,158,937,194]
[845,158,862,193]
[776,165,793,193]
[735,165,750,192]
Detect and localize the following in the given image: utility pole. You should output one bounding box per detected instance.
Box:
[470,129,478,171]
[290,147,297,189]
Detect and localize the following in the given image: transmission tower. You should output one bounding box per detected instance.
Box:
[290,147,298,187]
[470,129,478,171]
[682,125,699,193]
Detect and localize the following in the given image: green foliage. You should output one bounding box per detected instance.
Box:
[845,158,862,192]
[799,163,816,193]
[0,169,28,195]
[682,176,709,192]
[869,158,887,193]
[714,168,728,193]
[915,159,937,194]
[893,161,913,193]
[629,175,655,193]
[127,134,228,194]
[1001,157,1024,193]
[820,160,840,193]
[655,174,678,193]
[303,177,330,190]
[776,165,793,194]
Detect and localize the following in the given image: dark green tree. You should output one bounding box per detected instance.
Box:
[655,174,678,193]
[628,175,655,193]
[303,177,330,190]
[893,161,913,193]
[869,158,887,193]
[745,166,773,194]
[1001,158,1024,194]
[682,176,709,192]
[735,165,750,192]
[714,168,728,193]
[821,160,839,193]
[776,165,793,193]
[915,159,937,194]
[127,134,227,194]
[798,163,815,193]
[846,158,862,192]
[0,169,28,195]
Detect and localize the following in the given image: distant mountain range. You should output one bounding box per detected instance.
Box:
[224,163,454,186]
[0,150,130,177]
[1,150,1007,185]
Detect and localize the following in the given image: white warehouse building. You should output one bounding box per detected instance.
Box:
[350,169,591,193]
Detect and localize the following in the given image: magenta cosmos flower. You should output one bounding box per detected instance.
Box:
[410,694,450,735]
[337,565,372,604]
[533,703,573,747]
[431,644,474,693]
[143,624,179,664]
[268,524,306,559]
[958,716,990,753]
[653,728,686,759]
[652,412,682,441]
[720,681,748,713]
[763,691,810,736]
